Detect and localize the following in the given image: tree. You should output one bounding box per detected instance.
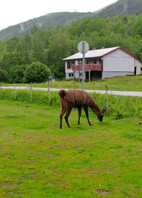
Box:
[48,29,71,78]
[9,65,27,83]
[24,62,51,83]
[132,14,142,37]
[16,34,32,64]
[31,30,49,64]
[0,69,9,82]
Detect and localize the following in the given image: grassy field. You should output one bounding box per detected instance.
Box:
[1,75,142,91]
[49,75,142,91]
[0,99,142,197]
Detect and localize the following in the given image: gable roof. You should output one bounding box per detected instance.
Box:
[63,46,137,61]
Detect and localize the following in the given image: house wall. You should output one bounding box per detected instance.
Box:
[102,71,133,79]
[135,59,142,75]
[103,49,134,73]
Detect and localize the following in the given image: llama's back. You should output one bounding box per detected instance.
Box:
[64,89,94,107]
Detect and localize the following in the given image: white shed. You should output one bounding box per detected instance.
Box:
[63,46,141,80]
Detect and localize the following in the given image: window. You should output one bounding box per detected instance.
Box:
[67,62,70,69]
[78,60,82,64]
[99,58,102,64]
[141,67,142,71]
[86,59,89,64]
[69,73,73,77]
[93,59,97,64]
[72,61,75,66]
[67,61,75,69]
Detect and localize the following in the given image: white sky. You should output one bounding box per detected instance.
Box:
[0,0,117,31]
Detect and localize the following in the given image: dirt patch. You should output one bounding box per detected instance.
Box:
[96,189,110,196]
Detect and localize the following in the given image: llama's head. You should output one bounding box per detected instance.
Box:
[97,109,105,122]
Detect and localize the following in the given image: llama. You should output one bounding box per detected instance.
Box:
[59,89,105,129]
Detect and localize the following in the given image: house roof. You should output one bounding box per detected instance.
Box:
[63,46,137,61]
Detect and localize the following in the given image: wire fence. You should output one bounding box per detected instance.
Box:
[0,82,110,114]
[0,82,142,117]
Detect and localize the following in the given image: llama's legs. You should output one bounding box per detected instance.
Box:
[78,107,82,124]
[60,108,66,129]
[64,108,72,128]
[84,107,92,126]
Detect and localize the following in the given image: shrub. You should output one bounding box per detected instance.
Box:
[9,65,27,83]
[24,62,51,83]
[0,69,9,82]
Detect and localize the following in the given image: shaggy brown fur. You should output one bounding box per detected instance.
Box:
[59,89,105,129]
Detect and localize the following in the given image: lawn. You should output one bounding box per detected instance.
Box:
[0,100,142,197]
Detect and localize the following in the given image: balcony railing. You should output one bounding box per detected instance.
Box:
[72,64,102,71]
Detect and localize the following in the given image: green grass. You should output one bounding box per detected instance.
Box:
[1,74,142,91]
[0,100,142,197]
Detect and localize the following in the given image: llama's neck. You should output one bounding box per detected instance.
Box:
[90,102,101,115]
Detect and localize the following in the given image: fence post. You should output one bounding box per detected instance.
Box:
[105,85,109,115]
[48,80,50,105]
[73,71,76,89]
[79,71,80,83]
[0,84,2,98]
[14,82,16,99]
[30,82,32,102]
[89,70,91,82]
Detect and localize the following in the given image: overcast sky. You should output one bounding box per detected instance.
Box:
[0,0,117,31]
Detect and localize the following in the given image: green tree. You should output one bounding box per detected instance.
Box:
[16,34,32,64]
[132,14,142,37]
[24,62,51,83]
[9,65,27,83]
[0,69,9,82]
[48,29,71,78]
[32,30,49,64]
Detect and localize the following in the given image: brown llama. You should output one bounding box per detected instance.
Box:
[59,89,105,129]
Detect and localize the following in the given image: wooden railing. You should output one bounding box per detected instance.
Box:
[72,64,102,71]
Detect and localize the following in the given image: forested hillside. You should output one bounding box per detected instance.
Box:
[0,14,142,82]
[0,0,142,40]
[0,12,95,40]
[98,0,142,17]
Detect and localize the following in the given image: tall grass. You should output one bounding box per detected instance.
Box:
[1,89,142,119]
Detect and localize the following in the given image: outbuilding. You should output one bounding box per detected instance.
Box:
[63,46,142,81]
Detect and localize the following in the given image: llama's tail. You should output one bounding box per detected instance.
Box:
[59,90,67,99]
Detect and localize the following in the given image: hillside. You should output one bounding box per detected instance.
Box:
[0,12,95,40]
[98,0,142,17]
[0,0,142,40]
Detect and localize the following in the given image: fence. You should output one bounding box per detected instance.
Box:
[0,83,142,118]
[0,82,51,105]
[0,82,110,114]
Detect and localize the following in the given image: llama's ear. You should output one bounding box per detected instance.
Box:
[59,90,66,99]
[102,109,106,113]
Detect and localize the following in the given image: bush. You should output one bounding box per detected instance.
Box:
[9,65,27,83]
[0,69,9,82]
[24,62,51,83]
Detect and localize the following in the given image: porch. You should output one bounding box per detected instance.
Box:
[72,64,103,81]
